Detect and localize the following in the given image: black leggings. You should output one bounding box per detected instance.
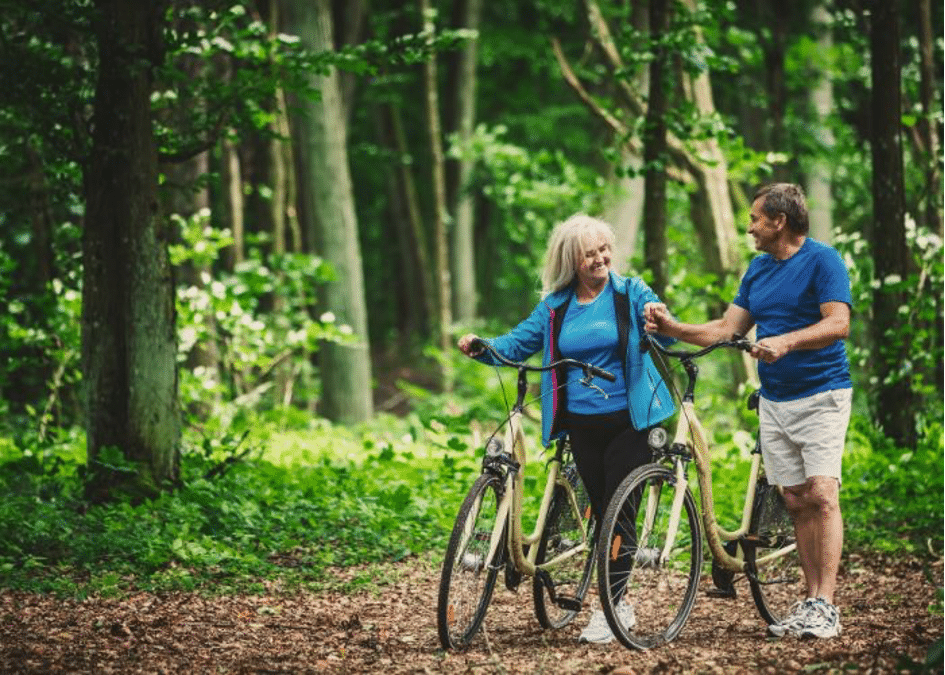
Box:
[566,409,650,600]
[565,409,650,527]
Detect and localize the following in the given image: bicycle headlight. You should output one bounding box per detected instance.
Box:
[648,427,668,450]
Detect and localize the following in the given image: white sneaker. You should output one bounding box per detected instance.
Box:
[799,598,841,639]
[578,602,636,644]
[767,598,814,638]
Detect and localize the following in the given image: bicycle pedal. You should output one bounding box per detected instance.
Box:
[705,587,737,599]
[554,595,583,611]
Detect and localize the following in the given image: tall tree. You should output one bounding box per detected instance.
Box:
[642,0,669,298]
[869,0,916,448]
[807,4,834,243]
[916,0,942,236]
[421,0,454,380]
[448,0,483,324]
[83,0,179,499]
[284,0,373,423]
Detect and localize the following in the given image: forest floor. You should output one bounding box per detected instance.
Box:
[1,552,941,674]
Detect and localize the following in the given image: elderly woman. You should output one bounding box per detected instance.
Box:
[458,213,676,644]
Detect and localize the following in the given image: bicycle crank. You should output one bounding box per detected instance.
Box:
[535,568,583,611]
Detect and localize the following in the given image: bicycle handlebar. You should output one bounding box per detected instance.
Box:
[641,333,758,360]
[471,339,617,383]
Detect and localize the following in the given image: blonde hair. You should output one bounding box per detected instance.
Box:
[540,213,616,297]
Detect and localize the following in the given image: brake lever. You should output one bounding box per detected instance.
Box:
[580,374,609,399]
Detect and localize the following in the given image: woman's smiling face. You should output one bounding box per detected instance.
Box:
[576,233,612,289]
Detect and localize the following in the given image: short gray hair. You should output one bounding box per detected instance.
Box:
[753,183,809,235]
[541,214,616,296]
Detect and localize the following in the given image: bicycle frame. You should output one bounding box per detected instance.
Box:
[475,407,592,579]
[642,340,797,575]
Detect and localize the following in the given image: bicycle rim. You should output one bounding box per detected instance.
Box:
[597,464,702,649]
[436,473,504,650]
[746,477,803,625]
[532,482,596,630]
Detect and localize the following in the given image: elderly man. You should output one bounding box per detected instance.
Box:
[646,183,852,639]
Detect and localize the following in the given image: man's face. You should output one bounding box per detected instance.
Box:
[747,197,782,253]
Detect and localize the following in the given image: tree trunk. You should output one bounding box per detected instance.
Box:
[603,149,644,274]
[219,137,245,271]
[448,0,482,325]
[642,0,668,298]
[421,0,454,385]
[807,4,834,243]
[373,105,429,340]
[284,0,373,423]
[917,0,942,236]
[869,0,916,448]
[678,0,739,278]
[83,0,179,500]
[762,0,788,182]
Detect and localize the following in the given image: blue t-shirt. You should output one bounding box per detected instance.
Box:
[733,238,852,401]
[558,280,627,414]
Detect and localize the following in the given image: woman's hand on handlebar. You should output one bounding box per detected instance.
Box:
[458,333,484,357]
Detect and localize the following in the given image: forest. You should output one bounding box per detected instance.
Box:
[0,0,942,672]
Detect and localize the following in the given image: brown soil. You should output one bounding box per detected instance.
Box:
[1,553,941,674]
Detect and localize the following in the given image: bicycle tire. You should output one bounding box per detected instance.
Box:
[532,467,596,630]
[597,463,703,649]
[745,476,803,625]
[436,473,504,650]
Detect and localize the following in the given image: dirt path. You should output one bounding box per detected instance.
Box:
[1,553,941,674]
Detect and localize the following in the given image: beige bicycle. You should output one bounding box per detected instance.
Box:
[436,340,613,650]
[596,335,802,649]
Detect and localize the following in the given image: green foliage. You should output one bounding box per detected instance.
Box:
[453,124,609,321]
[841,417,945,554]
[0,414,478,596]
[171,210,344,426]
[834,219,944,422]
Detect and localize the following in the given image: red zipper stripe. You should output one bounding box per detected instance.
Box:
[549,307,558,428]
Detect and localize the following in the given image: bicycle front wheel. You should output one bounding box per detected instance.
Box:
[597,464,703,650]
[436,473,504,650]
[532,471,596,629]
[745,476,803,625]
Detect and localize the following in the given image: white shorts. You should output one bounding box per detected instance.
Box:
[758,388,853,487]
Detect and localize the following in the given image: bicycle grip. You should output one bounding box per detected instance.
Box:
[590,366,616,383]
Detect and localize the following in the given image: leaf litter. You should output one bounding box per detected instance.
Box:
[0,552,940,674]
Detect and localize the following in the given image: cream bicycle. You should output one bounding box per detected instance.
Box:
[596,335,801,649]
[436,340,614,650]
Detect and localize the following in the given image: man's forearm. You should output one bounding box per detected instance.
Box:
[774,315,849,352]
[662,318,735,347]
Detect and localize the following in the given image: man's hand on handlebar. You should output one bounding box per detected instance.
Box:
[458,333,485,357]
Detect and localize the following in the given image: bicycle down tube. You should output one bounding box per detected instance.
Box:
[643,337,796,574]
[472,341,608,577]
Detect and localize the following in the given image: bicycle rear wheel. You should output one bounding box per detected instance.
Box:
[745,476,803,625]
[597,463,702,649]
[532,464,595,629]
[436,473,504,650]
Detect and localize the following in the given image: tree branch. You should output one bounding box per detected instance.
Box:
[550,37,633,143]
[583,0,646,118]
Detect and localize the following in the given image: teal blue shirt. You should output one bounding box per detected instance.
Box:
[558,280,627,414]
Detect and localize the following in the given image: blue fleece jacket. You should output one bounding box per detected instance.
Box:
[478,271,677,446]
